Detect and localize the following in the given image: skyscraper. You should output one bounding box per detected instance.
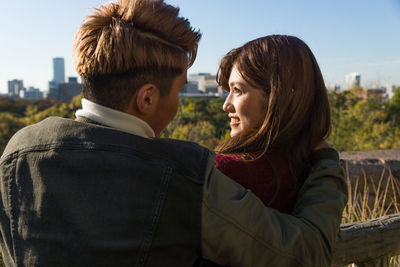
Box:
[53,57,65,84]
[7,79,24,98]
[345,72,361,89]
[21,86,43,100]
[58,77,82,102]
[385,84,397,98]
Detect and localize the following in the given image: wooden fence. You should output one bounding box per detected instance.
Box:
[332,214,400,267]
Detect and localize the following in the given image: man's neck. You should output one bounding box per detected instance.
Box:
[75,98,155,138]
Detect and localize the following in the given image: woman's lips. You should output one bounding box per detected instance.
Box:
[230,117,240,127]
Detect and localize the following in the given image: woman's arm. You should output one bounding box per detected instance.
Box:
[201,147,347,266]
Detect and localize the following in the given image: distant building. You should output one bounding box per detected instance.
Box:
[181,81,200,94]
[385,84,397,99]
[345,73,361,89]
[327,84,341,92]
[8,79,24,98]
[181,73,225,97]
[20,86,44,100]
[47,80,60,100]
[53,57,65,84]
[189,73,220,94]
[58,77,82,102]
[48,57,66,99]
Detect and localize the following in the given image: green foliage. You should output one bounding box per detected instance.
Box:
[0,97,59,116]
[169,121,219,149]
[388,87,400,127]
[24,102,77,125]
[0,94,83,154]
[0,113,26,154]
[329,87,400,151]
[161,97,230,149]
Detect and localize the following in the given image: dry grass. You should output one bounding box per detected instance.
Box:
[341,163,400,266]
[342,164,400,223]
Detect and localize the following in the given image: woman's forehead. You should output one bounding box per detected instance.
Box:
[228,65,245,85]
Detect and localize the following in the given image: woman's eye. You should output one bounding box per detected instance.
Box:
[232,87,241,94]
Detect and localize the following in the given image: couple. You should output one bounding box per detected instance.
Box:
[0,0,347,266]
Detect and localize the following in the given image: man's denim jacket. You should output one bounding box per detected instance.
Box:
[0,117,347,266]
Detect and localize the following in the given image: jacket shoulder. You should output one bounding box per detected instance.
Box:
[1,117,68,159]
[152,138,215,183]
[1,117,215,184]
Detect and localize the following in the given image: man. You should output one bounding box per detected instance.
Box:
[0,0,347,266]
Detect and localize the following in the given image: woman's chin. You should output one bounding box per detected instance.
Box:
[230,129,241,137]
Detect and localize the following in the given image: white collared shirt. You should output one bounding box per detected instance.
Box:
[75,98,155,138]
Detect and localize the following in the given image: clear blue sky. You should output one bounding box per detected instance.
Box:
[1,0,399,94]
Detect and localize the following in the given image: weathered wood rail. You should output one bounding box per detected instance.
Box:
[332,214,400,267]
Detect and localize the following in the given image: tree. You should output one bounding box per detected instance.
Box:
[24,103,76,125]
[170,121,219,149]
[161,97,229,142]
[388,87,400,127]
[328,87,399,151]
[0,113,26,154]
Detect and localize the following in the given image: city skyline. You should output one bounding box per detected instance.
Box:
[1,0,400,94]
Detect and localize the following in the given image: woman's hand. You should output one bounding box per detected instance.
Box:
[313,140,331,151]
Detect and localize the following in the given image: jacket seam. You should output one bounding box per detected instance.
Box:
[198,150,211,183]
[2,143,159,162]
[197,149,210,254]
[8,158,18,265]
[138,164,173,266]
[1,143,204,182]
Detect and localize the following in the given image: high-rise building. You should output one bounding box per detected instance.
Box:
[385,84,397,99]
[48,80,59,100]
[326,84,341,92]
[48,57,66,99]
[7,79,24,98]
[53,57,65,84]
[181,81,199,94]
[57,77,82,102]
[345,73,361,89]
[188,73,220,94]
[20,86,43,100]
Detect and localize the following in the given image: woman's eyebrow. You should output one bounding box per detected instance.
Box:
[229,81,247,87]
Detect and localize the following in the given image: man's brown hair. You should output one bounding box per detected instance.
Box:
[216,35,331,181]
[73,0,201,110]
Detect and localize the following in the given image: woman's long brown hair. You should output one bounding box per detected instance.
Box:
[215,35,331,180]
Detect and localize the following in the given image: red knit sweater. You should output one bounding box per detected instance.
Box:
[214,149,299,213]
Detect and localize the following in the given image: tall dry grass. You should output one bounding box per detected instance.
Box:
[341,164,400,266]
[342,164,400,223]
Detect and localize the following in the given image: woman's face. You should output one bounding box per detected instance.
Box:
[223,65,267,137]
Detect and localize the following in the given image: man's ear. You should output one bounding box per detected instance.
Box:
[134,83,160,115]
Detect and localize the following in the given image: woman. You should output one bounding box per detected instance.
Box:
[214,35,331,213]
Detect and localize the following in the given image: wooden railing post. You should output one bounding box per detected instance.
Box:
[353,255,391,267]
[331,214,400,266]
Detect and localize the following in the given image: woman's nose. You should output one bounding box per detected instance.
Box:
[223,93,234,112]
